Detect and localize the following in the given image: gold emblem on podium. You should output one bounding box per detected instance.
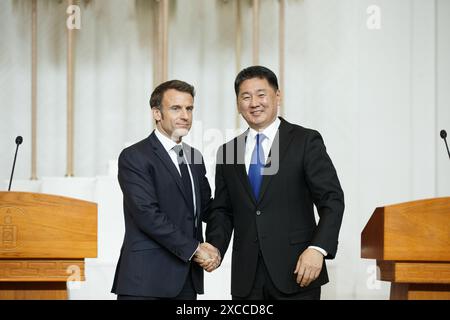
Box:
[1,215,17,249]
[0,207,23,251]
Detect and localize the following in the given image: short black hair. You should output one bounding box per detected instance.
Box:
[150,80,195,110]
[234,66,279,97]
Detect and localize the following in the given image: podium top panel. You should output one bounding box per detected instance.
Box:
[361,197,450,262]
[0,192,97,259]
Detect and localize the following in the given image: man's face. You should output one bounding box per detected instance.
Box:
[153,89,194,142]
[237,77,280,131]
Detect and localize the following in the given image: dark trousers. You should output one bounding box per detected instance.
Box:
[233,253,321,300]
[117,267,197,300]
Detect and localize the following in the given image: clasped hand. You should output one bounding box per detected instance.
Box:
[193,242,221,272]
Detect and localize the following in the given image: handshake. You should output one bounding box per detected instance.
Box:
[193,242,221,272]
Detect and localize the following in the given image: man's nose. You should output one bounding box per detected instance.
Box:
[180,108,189,119]
[250,96,259,108]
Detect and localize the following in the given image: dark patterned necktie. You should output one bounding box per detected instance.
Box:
[173,145,194,215]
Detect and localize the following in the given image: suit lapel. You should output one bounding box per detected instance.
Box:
[149,132,191,206]
[233,130,257,205]
[257,117,295,203]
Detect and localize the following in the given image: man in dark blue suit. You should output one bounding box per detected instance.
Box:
[112,80,220,300]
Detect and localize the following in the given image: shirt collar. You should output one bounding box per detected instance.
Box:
[154,128,182,152]
[247,117,281,143]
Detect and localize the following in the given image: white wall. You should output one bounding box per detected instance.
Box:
[1,0,449,300]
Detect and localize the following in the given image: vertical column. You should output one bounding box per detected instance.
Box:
[154,0,169,86]
[66,0,75,177]
[31,0,38,180]
[152,1,160,88]
[161,0,169,82]
[279,0,285,116]
[252,0,260,65]
[235,0,242,129]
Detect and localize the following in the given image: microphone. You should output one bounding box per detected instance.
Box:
[8,136,23,191]
[440,130,450,160]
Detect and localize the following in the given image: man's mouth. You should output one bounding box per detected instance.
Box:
[250,110,264,116]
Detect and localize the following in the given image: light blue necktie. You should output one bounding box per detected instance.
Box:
[248,133,266,200]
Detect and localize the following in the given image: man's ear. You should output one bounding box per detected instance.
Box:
[276,89,282,107]
[152,107,162,122]
[236,98,242,115]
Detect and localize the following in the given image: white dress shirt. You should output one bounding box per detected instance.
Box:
[245,118,281,174]
[244,118,328,257]
[154,129,197,214]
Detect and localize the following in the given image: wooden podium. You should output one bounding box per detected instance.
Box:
[361,197,450,300]
[0,192,97,299]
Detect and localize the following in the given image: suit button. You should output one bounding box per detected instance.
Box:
[256,210,261,216]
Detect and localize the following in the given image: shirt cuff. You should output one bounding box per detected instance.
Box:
[308,246,327,257]
[189,243,200,261]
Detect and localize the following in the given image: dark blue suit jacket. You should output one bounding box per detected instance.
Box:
[112,131,211,297]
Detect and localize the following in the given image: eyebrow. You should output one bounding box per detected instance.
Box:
[240,89,267,96]
[169,105,194,108]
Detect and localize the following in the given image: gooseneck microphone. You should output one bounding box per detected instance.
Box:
[8,136,23,191]
[440,130,450,160]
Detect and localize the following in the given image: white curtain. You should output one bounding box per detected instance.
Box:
[1,0,449,299]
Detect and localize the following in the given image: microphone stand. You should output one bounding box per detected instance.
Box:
[8,137,23,191]
[440,130,450,160]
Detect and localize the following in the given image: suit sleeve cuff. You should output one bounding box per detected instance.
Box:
[189,243,200,261]
[308,245,327,256]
